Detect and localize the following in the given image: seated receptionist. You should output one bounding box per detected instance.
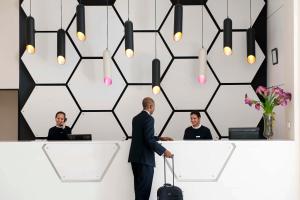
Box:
[47,111,71,140]
[183,111,212,140]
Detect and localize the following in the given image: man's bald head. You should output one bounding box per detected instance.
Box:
[142,97,155,109]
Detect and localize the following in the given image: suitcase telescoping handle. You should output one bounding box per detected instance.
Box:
[164,155,174,186]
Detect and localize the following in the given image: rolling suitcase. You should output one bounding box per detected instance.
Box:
[157,156,183,200]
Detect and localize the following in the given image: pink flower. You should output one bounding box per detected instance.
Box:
[272,87,284,96]
[246,86,291,112]
[256,86,268,96]
[255,102,261,110]
[244,94,254,106]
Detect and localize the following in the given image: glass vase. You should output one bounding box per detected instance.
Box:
[263,113,274,139]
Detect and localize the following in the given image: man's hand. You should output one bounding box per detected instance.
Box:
[159,136,174,141]
[163,149,173,158]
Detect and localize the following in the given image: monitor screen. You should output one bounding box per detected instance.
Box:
[229,127,261,139]
[67,134,92,141]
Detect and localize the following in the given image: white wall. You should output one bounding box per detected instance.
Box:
[0,0,19,89]
[267,0,294,139]
[292,0,300,192]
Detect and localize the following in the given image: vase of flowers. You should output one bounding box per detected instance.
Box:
[244,86,292,139]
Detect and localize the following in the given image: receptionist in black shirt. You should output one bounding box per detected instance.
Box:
[47,111,71,140]
[183,111,212,140]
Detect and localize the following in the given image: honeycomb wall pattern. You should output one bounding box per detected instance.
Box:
[20,0,266,140]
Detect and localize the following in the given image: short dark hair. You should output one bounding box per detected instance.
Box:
[190,111,201,118]
[55,111,66,118]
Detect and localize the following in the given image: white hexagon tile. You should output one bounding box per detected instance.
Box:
[114,0,171,30]
[114,85,172,137]
[68,59,126,110]
[208,32,265,83]
[207,0,265,29]
[114,32,172,83]
[72,112,126,140]
[160,5,218,57]
[21,86,80,137]
[207,85,262,136]
[21,33,80,84]
[21,0,77,31]
[163,112,219,140]
[161,59,219,110]
[68,6,123,57]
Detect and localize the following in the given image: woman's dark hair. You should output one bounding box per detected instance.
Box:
[55,111,66,118]
[190,111,201,118]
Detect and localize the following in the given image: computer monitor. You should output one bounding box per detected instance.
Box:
[67,134,92,141]
[229,127,260,139]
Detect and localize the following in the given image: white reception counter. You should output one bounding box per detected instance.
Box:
[0,140,297,200]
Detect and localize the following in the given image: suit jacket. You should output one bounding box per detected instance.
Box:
[128,111,166,167]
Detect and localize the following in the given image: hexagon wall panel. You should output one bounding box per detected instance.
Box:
[114,0,171,30]
[114,32,172,83]
[21,0,77,31]
[21,86,80,137]
[207,85,262,136]
[161,59,219,110]
[207,0,265,29]
[21,33,80,84]
[72,112,126,140]
[160,5,218,57]
[208,32,265,83]
[19,1,266,140]
[114,85,172,136]
[68,6,123,57]
[163,112,219,140]
[68,59,126,110]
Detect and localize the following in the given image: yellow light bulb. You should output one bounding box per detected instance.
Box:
[152,86,160,95]
[247,55,256,64]
[125,49,134,58]
[57,56,66,65]
[223,47,232,56]
[77,32,86,41]
[174,32,182,42]
[26,45,35,54]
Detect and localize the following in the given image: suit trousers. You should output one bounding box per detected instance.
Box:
[131,163,154,200]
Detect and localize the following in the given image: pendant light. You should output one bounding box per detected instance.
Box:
[103,0,112,86]
[25,0,35,54]
[76,1,86,41]
[198,5,207,85]
[57,0,66,65]
[125,0,134,58]
[247,0,256,64]
[173,2,183,42]
[223,0,232,56]
[152,0,160,95]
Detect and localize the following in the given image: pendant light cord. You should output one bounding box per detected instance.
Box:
[60,0,63,29]
[227,0,228,18]
[106,0,109,49]
[201,5,204,48]
[29,0,32,16]
[155,0,157,58]
[128,0,130,20]
[250,0,252,27]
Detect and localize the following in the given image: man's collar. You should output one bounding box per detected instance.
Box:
[143,110,151,115]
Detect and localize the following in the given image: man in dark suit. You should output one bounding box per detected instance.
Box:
[128,97,173,200]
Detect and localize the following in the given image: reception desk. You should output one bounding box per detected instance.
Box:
[0,140,297,200]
